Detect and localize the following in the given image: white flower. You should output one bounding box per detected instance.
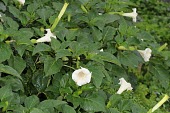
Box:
[17,0,25,5]
[72,67,92,86]
[117,78,133,94]
[100,49,103,52]
[36,29,56,43]
[122,8,138,22]
[138,48,152,62]
[0,14,4,22]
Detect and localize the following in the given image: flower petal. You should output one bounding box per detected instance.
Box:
[72,67,92,86]
[117,78,133,94]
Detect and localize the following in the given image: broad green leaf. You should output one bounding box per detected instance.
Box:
[92,52,121,66]
[88,65,104,88]
[0,43,12,63]
[118,18,127,35]
[24,95,40,110]
[27,2,40,14]
[8,6,20,18]
[108,108,120,113]
[81,93,106,112]
[14,29,33,45]
[150,65,169,89]
[118,51,141,67]
[8,56,26,74]
[15,45,27,57]
[92,27,102,41]
[44,57,63,76]
[0,64,22,79]
[55,49,72,60]
[0,76,24,92]
[0,85,13,101]
[51,38,61,52]
[36,7,54,21]
[62,104,76,113]
[30,108,45,113]
[5,17,19,29]
[37,100,66,110]
[0,2,6,11]
[118,100,132,112]
[131,102,147,113]
[32,70,50,92]
[137,31,154,41]
[102,26,116,42]
[32,43,51,55]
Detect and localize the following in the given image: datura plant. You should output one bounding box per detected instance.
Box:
[0,0,169,113]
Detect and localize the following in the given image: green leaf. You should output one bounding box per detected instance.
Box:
[51,38,61,52]
[32,43,51,55]
[150,65,169,89]
[37,100,66,110]
[118,51,141,67]
[0,85,13,101]
[32,70,50,92]
[62,104,76,113]
[108,108,120,113]
[0,64,22,79]
[8,6,20,18]
[30,108,45,113]
[27,2,40,14]
[8,56,26,75]
[44,56,63,76]
[5,17,19,29]
[0,43,12,63]
[24,95,40,110]
[14,29,33,45]
[36,7,54,21]
[55,49,72,60]
[92,27,102,41]
[92,52,121,66]
[118,18,127,35]
[102,26,116,42]
[88,65,105,88]
[0,2,6,11]
[81,93,106,112]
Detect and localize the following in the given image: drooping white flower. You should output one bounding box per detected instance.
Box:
[36,29,56,43]
[138,48,152,62]
[72,67,92,86]
[17,0,25,5]
[117,78,133,94]
[122,8,138,22]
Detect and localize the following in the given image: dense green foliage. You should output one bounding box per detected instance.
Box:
[0,0,169,113]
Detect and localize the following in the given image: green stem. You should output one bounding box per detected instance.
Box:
[50,2,69,32]
[63,65,75,70]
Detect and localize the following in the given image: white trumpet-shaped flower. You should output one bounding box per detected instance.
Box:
[138,48,152,62]
[117,78,133,94]
[36,29,56,43]
[17,0,25,5]
[122,8,138,22]
[72,67,92,86]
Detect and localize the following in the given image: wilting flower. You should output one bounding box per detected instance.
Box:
[138,48,152,62]
[117,78,133,94]
[122,8,138,22]
[17,0,25,5]
[72,67,92,86]
[36,29,56,43]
